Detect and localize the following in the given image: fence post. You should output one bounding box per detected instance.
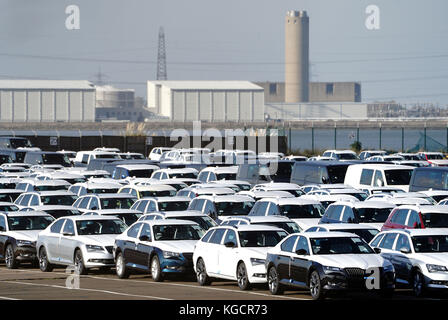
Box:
[356,123,360,145]
[379,123,382,150]
[311,123,315,154]
[288,124,292,154]
[334,123,337,149]
[424,123,427,151]
[401,127,404,152]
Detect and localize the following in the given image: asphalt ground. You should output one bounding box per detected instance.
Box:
[0,264,446,301]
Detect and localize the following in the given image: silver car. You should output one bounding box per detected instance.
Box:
[36,215,127,274]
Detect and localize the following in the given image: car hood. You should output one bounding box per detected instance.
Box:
[9,230,41,241]
[292,218,321,230]
[312,254,386,269]
[155,240,197,253]
[76,234,118,246]
[413,252,448,265]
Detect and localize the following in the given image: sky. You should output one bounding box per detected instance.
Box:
[1,0,448,105]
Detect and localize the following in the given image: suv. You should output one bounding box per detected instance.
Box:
[236,163,272,186]
[197,166,238,183]
[290,161,351,186]
[72,194,136,213]
[112,164,160,180]
[188,195,255,221]
[24,152,72,167]
[220,216,301,234]
[322,150,359,161]
[0,211,54,268]
[118,185,177,199]
[130,196,191,213]
[409,167,448,192]
[138,210,218,230]
[381,205,448,231]
[14,191,77,209]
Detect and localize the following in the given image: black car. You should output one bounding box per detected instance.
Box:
[0,212,54,268]
[290,161,352,186]
[265,232,395,299]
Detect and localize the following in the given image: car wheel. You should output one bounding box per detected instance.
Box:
[237,262,250,290]
[151,255,163,282]
[413,270,426,297]
[115,252,129,279]
[196,258,211,286]
[268,266,283,295]
[74,250,87,275]
[5,245,18,269]
[309,270,325,300]
[38,247,53,272]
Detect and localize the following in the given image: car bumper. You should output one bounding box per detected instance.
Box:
[321,270,395,292]
[15,245,37,262]
[248,264,268,284]
[424,272,448,290]
[160,253,194,275]
[83,251,115,268]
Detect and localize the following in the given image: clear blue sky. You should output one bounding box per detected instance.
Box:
[1,0,448,105]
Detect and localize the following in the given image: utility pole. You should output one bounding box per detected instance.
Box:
[157,27,167,80]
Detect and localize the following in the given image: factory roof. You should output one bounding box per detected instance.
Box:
[147,81,263,91]
[0,80,95,90]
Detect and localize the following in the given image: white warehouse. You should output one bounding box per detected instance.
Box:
[147,81,265,122]
[0,80,96,122]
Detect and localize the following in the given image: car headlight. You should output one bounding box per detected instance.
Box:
[163,251,180,259]
[86,245,105,252]
[16,240,34,247]
[426,264,448,273]
[323,266,343,273]
[250,258,265,266]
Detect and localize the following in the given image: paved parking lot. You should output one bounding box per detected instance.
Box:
[0,264,441,300]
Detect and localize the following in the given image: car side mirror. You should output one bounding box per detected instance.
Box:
[139,235,151,242]
[224,241,236,248]
[295,249,308,256]
[400,247,411,254]
[373,247,381,254]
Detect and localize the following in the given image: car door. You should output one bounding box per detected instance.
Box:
[290,236,312,287]
[58,219,76,264]
[0,216,7,259]
[217,229,239,277]
[204,228,226,275]
[134,223,153,270]
[122,223,143,267]
[45,219,66,263]
[390,234,413,286]
[277,235,299,282]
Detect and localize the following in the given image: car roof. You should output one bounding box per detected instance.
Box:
[212,224,284,232]
[380,228,448,237]
[32,205,78,210]
[116,164,159,170]
[141,219,197,226]
[259,197,321,205]
[302,231,362,239]
[124,185,176,191]
[65,215,121,221]
[195,195,254,202]
[348,163,415,170]
[1,211,52,218]
[140,196,190,202]
[226,215,293,223]
[313,223,378,230]
[89,209,141,214]
[90,193,137,199]
[145,210,206,217]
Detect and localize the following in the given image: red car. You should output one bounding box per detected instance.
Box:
[381,205,448,231]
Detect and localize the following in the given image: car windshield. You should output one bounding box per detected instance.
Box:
[412,235,448,252]
[140,190,176,197]
[238,230,288,247]
[0,155,12,164]
[76,219,127,235]
[333,229,379,242]
[254,221,301,234]
[96,154,119,159]
[215,201,254,216]
[0,183,16,189]
[167,216,218,230]
[42,154,71,167]
[278,204,324,219]
[41,195,76,206]
[0,205,18,212]
[10,138,32,148]
[35,185,68,191]
[65,178,86,184]
[327,166,348,184]
[153,224,205,240]
[216,173,237,180]
[311,236,374,254]
[158,201,189,211]
[384,169,413,185]
[421,212,448,228]
[7,215,54,231]
[355,208,392,223]
[128,170,155,178]
[100,197,135,209]
[237,184,251,191]
[89,188,119,194]
[45,210,80,219]
[426,154,444,160]
[169,172,197,179]
[338,153,358,160]
[109,213,141,226]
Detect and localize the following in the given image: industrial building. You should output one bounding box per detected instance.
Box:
[256,81,362,103]
[147,81,265,122]
[96,85,135,108]
[0,80,95,122]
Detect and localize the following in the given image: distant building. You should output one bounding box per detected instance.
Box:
[147,81,265,122]
[96,85,135,108]
[256,81,362,103]
[0,80,95,122]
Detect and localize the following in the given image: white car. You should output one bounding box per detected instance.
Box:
[148,147,174,161]
[193,224,288,290]
[220,215,301,234]
[138,210,218,230]
[36,215,127,274]
[305,223,380,243]
[130,196,191,213]
[370,228,448,297]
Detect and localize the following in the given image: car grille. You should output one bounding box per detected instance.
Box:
[344,268,365,278]
[105,246,113,254]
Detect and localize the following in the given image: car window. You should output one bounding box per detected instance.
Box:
[360,169,374,185]
[0,216,7,231]
[370,233,384,247]
[145,201,157,213]
[201,229,215,242]
[341,206,356,223]
[327,205,343,220]
[395,234,411,252]
[139,223,152,241]
[126,223,142,238]
[208,228,226,244]
[29,195,39,206]
[373,170,384,187]
[203,200,216,215]
[406,210,421,228]
[50,219,66,233]
[295,236,310,254]
[222,229,237,246]
[62,219,75,235]
[280,235,298,252]
[255,201,269,216]
[390,209,408,225]
[90,198,99,210]
[267,203,280,216]
[379,233,397,250]
[79,197,91,209]
[136,201,148,212]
